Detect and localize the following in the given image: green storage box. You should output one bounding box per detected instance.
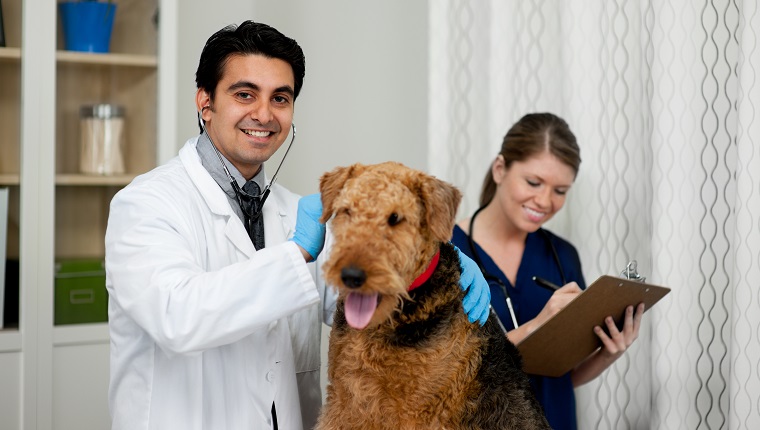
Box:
[54,259,108,325]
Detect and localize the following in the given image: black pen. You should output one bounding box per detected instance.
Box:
[532,276,561,292]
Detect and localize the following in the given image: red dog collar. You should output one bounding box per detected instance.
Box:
[408,251,441,291]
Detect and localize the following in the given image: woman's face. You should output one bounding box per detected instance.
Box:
[492,150,576,233]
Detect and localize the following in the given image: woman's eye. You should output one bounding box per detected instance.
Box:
[527,180,540,187]
[388,213,401,226]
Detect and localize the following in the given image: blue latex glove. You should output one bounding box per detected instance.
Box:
[455,244,491,326]
[289,193,326,260]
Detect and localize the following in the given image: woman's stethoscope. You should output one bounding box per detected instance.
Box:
[197,108,296,219]
[465,205,567,331]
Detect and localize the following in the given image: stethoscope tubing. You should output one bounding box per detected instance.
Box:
[465,205,567,331]
[197,110,296,212]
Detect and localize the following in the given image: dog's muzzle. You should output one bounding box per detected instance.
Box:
[341,265,367,288]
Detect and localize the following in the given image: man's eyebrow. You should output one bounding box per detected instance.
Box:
[227,81,295,97]
[227,81,259,92]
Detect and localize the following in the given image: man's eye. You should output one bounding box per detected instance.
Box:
[237,92,253,99]
[273,95,290,104]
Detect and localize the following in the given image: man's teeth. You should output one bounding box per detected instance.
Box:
[242,130,271,137]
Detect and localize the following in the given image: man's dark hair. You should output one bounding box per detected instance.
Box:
[195,20,306,102]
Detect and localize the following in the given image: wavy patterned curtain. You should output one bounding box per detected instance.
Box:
[429,1,760,428]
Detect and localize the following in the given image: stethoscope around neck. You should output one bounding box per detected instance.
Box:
[465,204,567,331]
[197,109,296,220]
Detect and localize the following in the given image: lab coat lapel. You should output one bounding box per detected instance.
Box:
[179,139,256,257]
[263,186,293,247]
[226,187,292,257]
[179,138,295,256]
[224,218,256,258]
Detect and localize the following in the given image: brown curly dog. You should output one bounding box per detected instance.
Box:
[315,162,550,430]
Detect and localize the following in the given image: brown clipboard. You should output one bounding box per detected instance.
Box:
[515,275,671,377]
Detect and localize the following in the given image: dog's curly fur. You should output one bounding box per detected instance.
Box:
[315,162,550,430]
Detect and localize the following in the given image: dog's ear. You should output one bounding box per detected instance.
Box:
[417,174,462,242]
[319,164,366,223]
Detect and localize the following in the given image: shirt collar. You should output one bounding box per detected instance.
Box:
[196,133,266,198]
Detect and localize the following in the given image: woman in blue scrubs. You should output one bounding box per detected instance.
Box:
[451,113,646,430]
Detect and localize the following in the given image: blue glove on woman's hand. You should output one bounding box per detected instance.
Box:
[455,244,491,326]
[289,193,326,261]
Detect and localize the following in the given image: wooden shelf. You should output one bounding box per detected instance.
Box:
[57,50,158,68]
[0,174,20,186]
[0,47,21,62]
[56,174,137,186]
[1,0,175,427]
[0,174,137,186]
[0,48,157,67]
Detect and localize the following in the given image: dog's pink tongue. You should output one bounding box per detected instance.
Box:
[344,292,378,329]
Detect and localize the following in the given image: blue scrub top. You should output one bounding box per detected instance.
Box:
[452,225,586,430]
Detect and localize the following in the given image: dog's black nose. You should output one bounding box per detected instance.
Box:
[341,266,366,288]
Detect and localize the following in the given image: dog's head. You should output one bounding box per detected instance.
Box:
[319,161,462,330]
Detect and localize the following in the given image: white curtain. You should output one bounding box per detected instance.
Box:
[429,1,760,428]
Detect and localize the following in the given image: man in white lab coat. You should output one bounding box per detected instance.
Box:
[105,21,490,430]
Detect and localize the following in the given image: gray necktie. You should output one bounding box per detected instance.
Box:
[240,181,265,250]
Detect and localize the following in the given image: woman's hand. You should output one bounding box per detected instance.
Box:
[571,301,646,387]
[593,302,646,360]
[533,282,582,327]
[506,281,582,344]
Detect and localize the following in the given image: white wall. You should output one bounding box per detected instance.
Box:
[175,0,429,196]
[173,0,429,400]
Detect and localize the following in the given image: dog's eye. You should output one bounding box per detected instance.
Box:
[340,208,351,217]
[388,213,401,226]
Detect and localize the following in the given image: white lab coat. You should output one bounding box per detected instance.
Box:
[105,137,337,430]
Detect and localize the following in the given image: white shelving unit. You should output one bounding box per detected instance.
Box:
[0,0,177,428]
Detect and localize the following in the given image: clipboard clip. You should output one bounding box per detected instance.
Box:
[620,260,646,282]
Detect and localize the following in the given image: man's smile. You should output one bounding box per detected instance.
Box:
[241,129,273,137]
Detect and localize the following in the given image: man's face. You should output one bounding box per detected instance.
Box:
[196,54,295,180]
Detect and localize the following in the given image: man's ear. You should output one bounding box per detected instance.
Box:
[196,89,212,121]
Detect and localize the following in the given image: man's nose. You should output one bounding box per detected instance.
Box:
[250,100,273,124]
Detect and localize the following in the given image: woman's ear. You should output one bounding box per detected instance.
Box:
[491,154,506,185]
